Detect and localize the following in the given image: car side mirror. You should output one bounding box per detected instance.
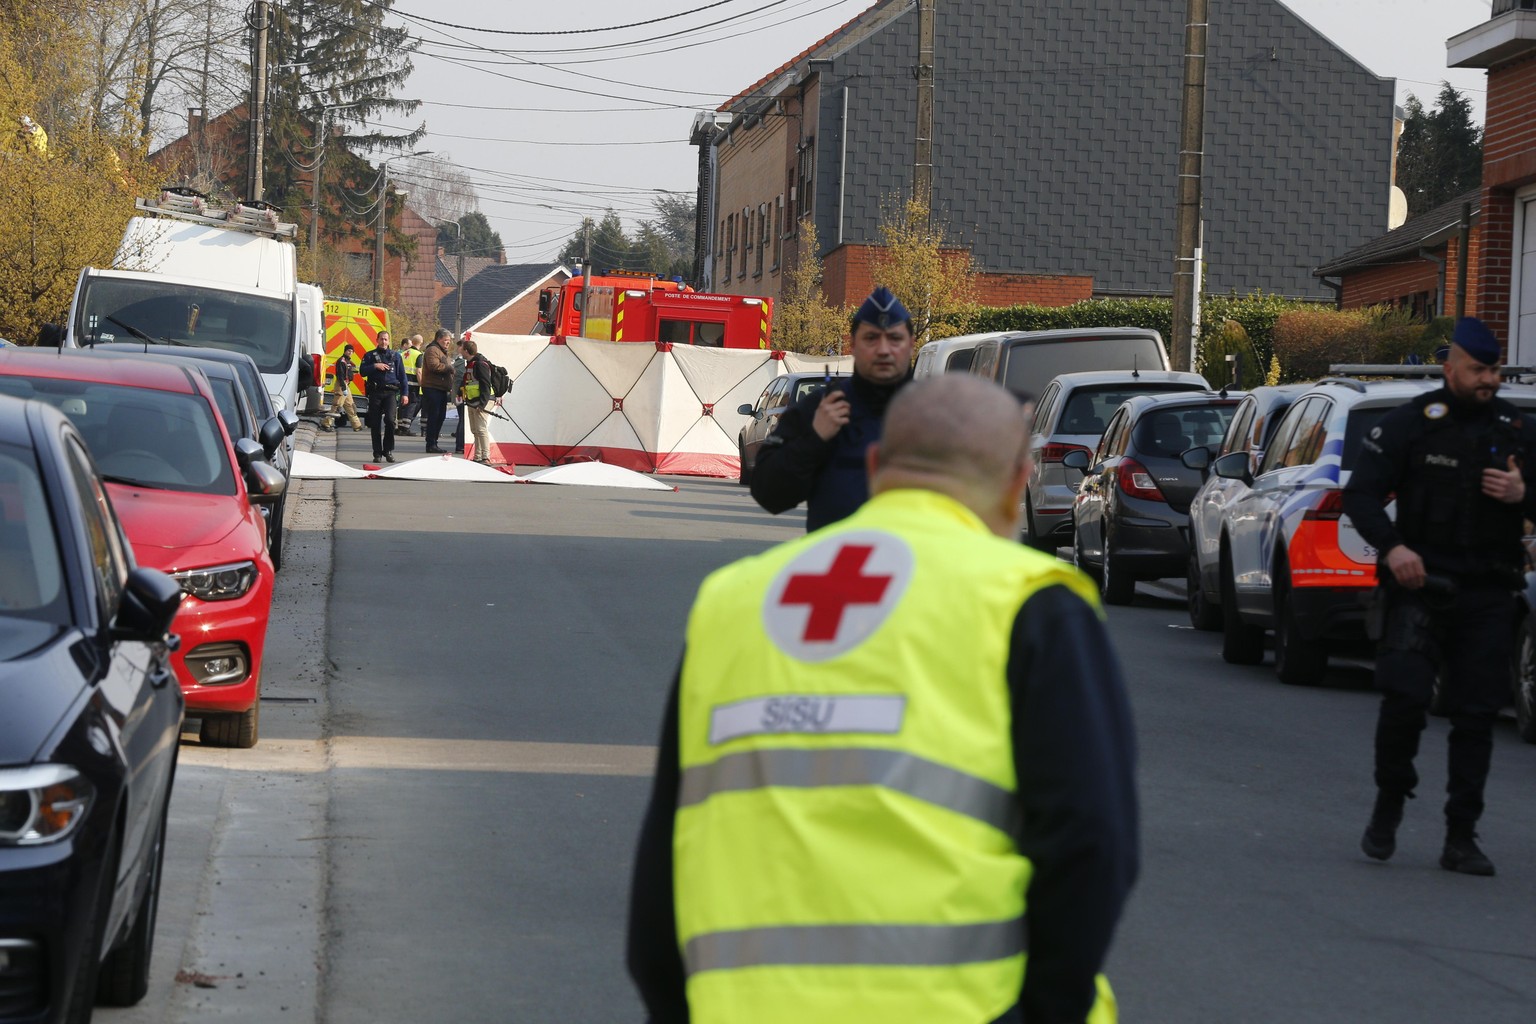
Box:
[245,460,287,505]
[1060,449,1091,471]
[113,567,184,643]
[1212,450,1253,484]
[37,323,65,348]
[258,417,285,457]
[234,437,266,469]
[277,409,300,436]
[736,403,754,416]
[1181,446,1212,471]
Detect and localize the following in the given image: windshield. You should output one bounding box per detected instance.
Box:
[1133,403,1239,457]
[208,376,250,440]
[1002,336,1169,400]
[0,441,69,632]
[0,378,235,495]
[76,276,295,375]
[1057,384,1206,436]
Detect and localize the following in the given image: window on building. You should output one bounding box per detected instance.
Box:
[756,203,768,277]
[797,139,815,223]
[739,207,749,279]
[723,216,733,279]
[772,195,784,272]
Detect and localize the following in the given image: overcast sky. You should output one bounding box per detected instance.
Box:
[379,0,1498,263]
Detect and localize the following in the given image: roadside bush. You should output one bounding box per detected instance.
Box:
[1270,305,1440,382]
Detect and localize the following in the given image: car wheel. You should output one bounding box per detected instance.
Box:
[268,495,285,572]
[1099,530,1135,606]
[96,790,170,1006]
[1220,545,1265,665]
[201,703,259,749]
[1515,615,1536,744]
[1188,549,1222,631]
[1273,569,1327,685]
[737,440,751,487]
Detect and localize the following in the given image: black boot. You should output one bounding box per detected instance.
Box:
[1440,824,1495,876]
[1361,790,1405,861]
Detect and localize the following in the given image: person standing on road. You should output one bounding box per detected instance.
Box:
[363,329,405,463]
[451,341,467,455]
[1344,317,1536,877]
[750,286,916,531]
[459,337,495,465]
[331,348,362,432]
[629,374,1139,1024]
[420,328,454,453]
[398,336,423,435]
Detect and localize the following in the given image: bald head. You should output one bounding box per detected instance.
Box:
[867,375,1032,537]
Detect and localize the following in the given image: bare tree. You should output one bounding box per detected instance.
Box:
[389,154,479,227]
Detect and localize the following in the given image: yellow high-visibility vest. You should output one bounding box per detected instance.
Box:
[402,348,421,378]
[675,488,1116,1024]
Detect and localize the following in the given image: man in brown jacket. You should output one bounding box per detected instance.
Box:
[420,328,455,453]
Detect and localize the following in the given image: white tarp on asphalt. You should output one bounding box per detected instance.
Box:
[369,456,519,483]
[520,463,677,491]
[291,450,366,479]
[468,334,848,478]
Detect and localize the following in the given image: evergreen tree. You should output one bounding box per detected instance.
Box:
[1396,83,1482,217]
[265,0,423,236]
[438,212,503,261]
[559,210,636,273]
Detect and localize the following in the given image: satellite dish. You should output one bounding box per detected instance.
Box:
[1388,186,1408,230]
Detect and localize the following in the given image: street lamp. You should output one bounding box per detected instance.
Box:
[373,150,432,304]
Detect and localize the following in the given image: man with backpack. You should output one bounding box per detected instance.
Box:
[458,336,497,465]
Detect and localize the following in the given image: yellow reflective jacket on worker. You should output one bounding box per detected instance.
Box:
[402,348,421,379]
[675,488,1117,1024]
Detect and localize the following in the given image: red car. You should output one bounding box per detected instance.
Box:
[0,350,284,747]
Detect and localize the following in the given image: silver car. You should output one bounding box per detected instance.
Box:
[1022,369,1210,550]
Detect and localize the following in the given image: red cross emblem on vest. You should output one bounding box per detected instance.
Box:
[763,532,915,660]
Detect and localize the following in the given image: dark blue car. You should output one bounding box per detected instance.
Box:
[0,395,184,1021]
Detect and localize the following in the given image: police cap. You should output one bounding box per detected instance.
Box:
[1451,317,1500,365]
[851,286,912,332]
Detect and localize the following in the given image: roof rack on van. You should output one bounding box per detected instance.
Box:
[1327,366,1529,386]
[135,189,298,241]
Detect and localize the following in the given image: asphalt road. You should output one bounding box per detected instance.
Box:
[104,422,1536,1023]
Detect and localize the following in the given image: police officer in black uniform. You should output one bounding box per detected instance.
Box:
[750,287,915,532]
[1342,317,1536,876]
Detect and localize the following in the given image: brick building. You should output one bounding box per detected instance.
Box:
[1449,0,1536,361]
[693,0,1394,309]
[1313,191,1481,320]
[438,264,569,336]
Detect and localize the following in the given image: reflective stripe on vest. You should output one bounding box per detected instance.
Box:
[679,746,1017,834]
[685,916,1026,976]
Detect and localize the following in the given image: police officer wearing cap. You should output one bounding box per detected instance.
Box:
[750,286,916,531]
[1343,317,1536,877]
[629,375,1138,1024]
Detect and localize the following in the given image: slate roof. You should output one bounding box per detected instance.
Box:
[1313,189,1481,277]
[436,255,499,287]
[438,263,567,331]
[718,2,887,113]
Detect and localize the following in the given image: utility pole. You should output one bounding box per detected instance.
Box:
[374,179,390,305]
[579,221,592,339]
[309,110,325,254]
[1171,0,1209,374]
[449,220,466,337]
[246,0,270,201]
[913,0,935,211]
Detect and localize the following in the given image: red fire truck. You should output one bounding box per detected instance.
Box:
[535,274,773,349]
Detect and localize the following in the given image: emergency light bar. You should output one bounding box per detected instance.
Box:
[1327,364,1536,378]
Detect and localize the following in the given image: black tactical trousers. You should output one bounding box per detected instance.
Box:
[1373,582,1512,825]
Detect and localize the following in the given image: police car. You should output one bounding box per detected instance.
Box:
[1209,368,1536,685]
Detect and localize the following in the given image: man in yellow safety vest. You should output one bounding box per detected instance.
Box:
[628,373,1139,1024]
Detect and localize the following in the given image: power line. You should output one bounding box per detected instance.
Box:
[381,0,746,36]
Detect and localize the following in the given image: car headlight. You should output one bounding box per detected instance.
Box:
[172,561,258,601]
[0,765,95,846]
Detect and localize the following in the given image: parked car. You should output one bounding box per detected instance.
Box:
[0,350,285,747]
[912,332,1009,379]
[79,344,294,569]
[735,371,849,484]
[1019,369,1210,550]
[1066,391,1242,604]
[969,327,1172,402]
[1211,373,1536,685]
[1510,569,1536,744]
[1184,384,1310,629]
[0,394,185,1020]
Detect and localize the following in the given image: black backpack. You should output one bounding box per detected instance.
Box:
[484,358,511,399]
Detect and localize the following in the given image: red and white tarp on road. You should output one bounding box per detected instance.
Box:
[471,335,849,478]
